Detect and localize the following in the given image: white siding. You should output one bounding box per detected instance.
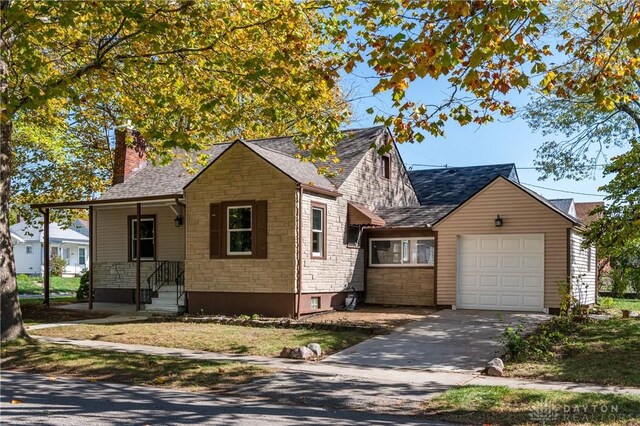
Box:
[13,241,42,275]
[569,230,597,305]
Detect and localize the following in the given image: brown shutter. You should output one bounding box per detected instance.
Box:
[210,203,222,259]
[253,200,268,259]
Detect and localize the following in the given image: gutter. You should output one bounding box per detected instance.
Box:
[296,184,304,319]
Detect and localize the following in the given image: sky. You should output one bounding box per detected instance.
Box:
[342,66,620,203]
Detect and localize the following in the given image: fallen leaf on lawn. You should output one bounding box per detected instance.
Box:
[154,377,166,384]
[10,399,23,405]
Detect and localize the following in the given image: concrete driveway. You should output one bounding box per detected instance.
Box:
[324,309,550,372]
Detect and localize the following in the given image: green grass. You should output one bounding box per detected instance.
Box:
[31,321,374,357]
[1,339,270,392]
[423,385,640,425]
[17,275,81,295]
[507,318,640,387]
[609,298,640,313]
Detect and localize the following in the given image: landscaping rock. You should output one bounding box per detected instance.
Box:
[290,346,315,360]
[487,365,504,377]
[280,347,294,358]
[486,357,504,370]
[306,343,322,357]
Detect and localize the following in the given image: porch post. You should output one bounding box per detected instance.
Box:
[136,202,141,311]
[43,208,50,308]
[88,206,94,310]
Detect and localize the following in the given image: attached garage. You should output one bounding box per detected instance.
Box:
[457,234,544,312]
[433,176,586,314]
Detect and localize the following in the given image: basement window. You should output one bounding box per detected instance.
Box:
[310,297,321,310]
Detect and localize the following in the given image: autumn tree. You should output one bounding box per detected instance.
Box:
[1,0,350,341]
[521,1,640,263]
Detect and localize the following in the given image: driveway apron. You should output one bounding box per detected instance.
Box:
[324,309,550,372]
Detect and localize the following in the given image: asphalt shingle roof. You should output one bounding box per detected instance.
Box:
[408,164,518,206]
[10,221,89,243]
[575,202,604,226]
[99,126,386,201]
[549,198,575,215]
[376,205,457,228]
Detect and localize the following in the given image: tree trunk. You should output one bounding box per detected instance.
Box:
[0,0,26,341]
[0,122,26,342]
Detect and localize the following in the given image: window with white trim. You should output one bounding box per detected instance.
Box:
[78,247,86,265]
[311,205,325,258]
[370,238,435,266]
[227,206,252,255]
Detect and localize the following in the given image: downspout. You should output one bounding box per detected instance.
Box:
[296,184,304,319]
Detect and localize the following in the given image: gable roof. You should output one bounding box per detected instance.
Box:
[408,164,518,205]
[10,220,89,244]
[98,126,386,202]
[549,198,576,217]
[575,202,604,226]
[432,175,581,228]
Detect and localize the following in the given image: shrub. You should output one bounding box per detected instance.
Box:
[501,318,575,362]
[599,297,615,310]
[76,269,90,301]
[50,255,66,276]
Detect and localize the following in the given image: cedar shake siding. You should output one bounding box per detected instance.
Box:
[92,204,185,300]
[184,143,297,304]
[433,178,574,310]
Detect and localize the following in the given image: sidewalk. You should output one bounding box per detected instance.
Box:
[33,335,640,398]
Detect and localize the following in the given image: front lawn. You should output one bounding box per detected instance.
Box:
[606,297,640,314]
[20,298,106,326]
[423,385,640,425]
[506,318,640,387]
[1,339,270,392]
[31,321,373,357]
[17,275,81,295]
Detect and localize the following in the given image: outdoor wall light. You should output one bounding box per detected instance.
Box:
[495,215,503,227]
[174,216,183,227]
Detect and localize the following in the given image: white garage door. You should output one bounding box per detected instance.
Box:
[457,234,544,312]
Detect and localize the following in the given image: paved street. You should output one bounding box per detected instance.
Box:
[1,371,445,426]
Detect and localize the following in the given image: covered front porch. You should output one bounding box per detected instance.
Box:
[31,194,186,314]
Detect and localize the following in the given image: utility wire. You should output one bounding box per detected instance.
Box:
[520,182,606,197]
[406,163,609,170]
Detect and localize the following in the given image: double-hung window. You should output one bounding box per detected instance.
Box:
[311,203,326,258]
[78,247,86,265]
[130,216,155,261]
[227,206,252,255]
[370,237,435,266]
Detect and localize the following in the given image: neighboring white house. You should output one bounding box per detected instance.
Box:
[10,220,90,276]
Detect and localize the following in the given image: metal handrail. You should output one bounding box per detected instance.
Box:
[175,270,185,306]
[146,261,183,303]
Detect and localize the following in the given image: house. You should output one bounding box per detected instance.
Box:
[31,126,598,315]
[10,220,90,276]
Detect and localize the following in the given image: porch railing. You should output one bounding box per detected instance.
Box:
[176,270,185,307]
[144,261,183,304]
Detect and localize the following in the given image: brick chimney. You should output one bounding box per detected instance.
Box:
[113,129,147,185]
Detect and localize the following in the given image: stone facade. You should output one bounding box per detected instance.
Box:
[366,267,435,306]
[299,131,419,307]
[184,143,297,295]
[93,261,158,289]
